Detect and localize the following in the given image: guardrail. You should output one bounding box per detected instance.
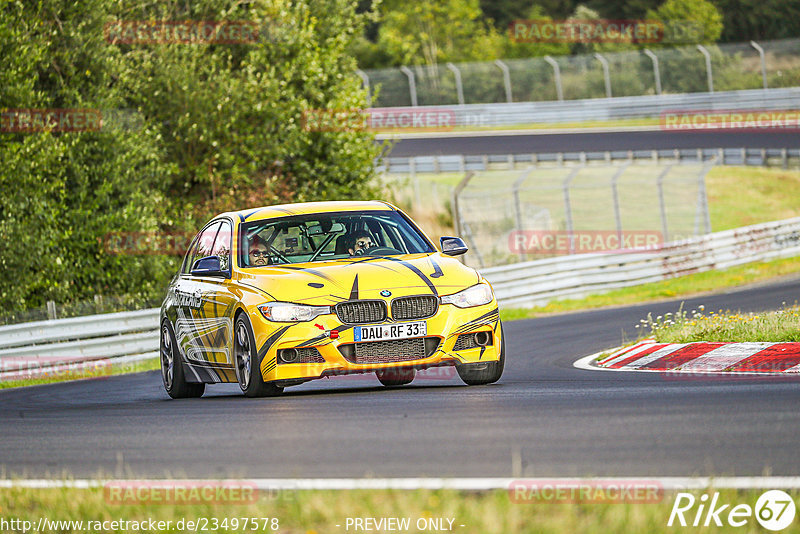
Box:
[0,309,160,379]
[2,217,799,376]
[368,87,800,129]
[481,217,800,308]
[378,147,800,174]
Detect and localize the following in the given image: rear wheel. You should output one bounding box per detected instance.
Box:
[160,321,205,399]
[456,322,505,386]
[235,314,283,398]
[376,367,416,386]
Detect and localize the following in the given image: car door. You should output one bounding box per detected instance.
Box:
[199,219,240,367]
[174,221,221,364]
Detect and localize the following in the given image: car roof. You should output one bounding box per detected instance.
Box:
[221,200,397,224]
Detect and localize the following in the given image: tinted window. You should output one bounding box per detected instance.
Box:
[181,237,200,274]
[239,210,434,267]
[211,221,232,271]
[188,221,221,274]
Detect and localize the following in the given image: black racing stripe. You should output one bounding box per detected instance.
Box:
[429,258,443,278]
[296,333,328,348]
[345,256,405,273]
[279,265,335,282]
[240,208,261,221]
[381,257,438,296]
[453,313,500,334]
[453,308,500,334]
[349,275,359,300]
[257,325,291,359]
[195,302,215,353]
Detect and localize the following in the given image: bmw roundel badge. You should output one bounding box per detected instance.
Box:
[380,290,392,297]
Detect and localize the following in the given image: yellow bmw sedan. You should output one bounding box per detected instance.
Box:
[159,200,504,398]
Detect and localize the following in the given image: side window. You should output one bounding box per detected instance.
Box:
[211,221,232,271]
[181,237,200,274]
[187,221,221,274]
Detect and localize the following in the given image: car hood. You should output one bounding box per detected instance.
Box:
[236,253,481,304]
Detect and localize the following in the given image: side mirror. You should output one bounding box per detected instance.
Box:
[191,255,226,277]
[440,236,468,256]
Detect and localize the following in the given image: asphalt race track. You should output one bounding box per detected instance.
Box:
[2,277,800,479]
[387,130,800,157]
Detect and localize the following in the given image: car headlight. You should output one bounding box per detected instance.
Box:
[440,283,494,308]
[258,302,331,322]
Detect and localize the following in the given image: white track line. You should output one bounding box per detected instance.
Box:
[4,477,800,490]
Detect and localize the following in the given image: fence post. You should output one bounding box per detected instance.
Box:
[610,162,630,240]
[594,53,612,98]
[452,171,475,238]
[46,300,57,320]
[643,49,662,95]
[656,166,673,243]
[446,62,465,106]
[749,41,769,90]
[696,45,714,93]
[355,69,371,107]
[399,66,418,107]
[562,166,584,254]
[695,156,716,235]
[494,59,513,103]
[544,56,563,101]
[410,159,421,211]
[512,168,534,262]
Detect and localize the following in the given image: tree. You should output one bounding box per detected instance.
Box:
[646,0,723,44]
[1,0,381,312]
[376,0,504,66]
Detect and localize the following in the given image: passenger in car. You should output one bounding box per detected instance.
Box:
[248,235,271,266]
[348,230,375,256]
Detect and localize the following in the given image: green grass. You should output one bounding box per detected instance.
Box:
[642,303,800,344]
[2,486,799,533]
[499,255,800,323]
[707,166,800,231]
[0,358,159,390]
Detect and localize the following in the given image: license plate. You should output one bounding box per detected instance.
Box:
[354,321,427,342]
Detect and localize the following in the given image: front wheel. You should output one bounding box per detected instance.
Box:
[376,367,416,386]
[456,322,505,386]
[160,321,205,399]
[234,314,283,398]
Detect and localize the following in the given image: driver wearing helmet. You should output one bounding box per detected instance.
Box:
[348,230,375,256]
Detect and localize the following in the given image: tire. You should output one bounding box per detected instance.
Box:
[376,367,416,386]
[456,322,506,386]
[160,320,205,399]
[234,314,283,398]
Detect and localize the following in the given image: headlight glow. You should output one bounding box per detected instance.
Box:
[440,283,494,308]
[258,302,331,322]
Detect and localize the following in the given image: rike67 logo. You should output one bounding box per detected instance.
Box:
[668,490,796,530]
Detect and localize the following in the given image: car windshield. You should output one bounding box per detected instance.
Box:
[239,210,435,267]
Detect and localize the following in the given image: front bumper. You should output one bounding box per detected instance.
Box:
[248,301,502,383]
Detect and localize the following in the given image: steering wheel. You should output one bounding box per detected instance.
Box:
[360,246,401,256]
